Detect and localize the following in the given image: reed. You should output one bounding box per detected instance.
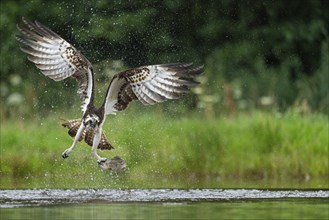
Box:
[0,111,327,188]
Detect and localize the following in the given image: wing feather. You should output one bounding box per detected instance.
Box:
[103,63,203,115]
[16,17,94,112]
[147,80,178,99]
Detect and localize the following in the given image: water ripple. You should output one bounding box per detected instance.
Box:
[0,189,328,208]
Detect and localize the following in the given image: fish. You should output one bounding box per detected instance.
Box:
[98,156,126,172]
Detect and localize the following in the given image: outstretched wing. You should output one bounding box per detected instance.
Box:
[103,63,203,115]
[16,17,94,113]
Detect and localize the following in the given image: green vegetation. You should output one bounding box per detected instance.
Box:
[0,1,328,189]
[1,111,328,189]
[1,0,328,117]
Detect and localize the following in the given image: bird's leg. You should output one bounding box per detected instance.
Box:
[62,123,85,159]
[92,127,107,163]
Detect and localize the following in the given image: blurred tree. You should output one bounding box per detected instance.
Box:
[0,0,328,117]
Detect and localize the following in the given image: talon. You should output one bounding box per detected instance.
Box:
[97,158,107,164]
[62,150,70,159]
[62,153,69,159]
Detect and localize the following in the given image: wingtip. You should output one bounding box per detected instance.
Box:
[178,62,194,68]
[21,16,33,24]
[16,21,27,34]
[21,16,28,24]
[192,65,204,75]
[35,20,43,27]
[15,35,26,45]
[184,62,194,67]
[15,34,21,41]
[16,23,21,30]
[16,18,28,34]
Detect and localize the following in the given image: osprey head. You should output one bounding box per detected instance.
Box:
[83,114,100,129]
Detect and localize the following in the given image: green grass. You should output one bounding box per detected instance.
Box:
[0,111,328,189]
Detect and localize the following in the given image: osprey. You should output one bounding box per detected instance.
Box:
[16,17,203,164]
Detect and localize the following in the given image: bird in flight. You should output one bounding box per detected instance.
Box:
[16,17,203,164]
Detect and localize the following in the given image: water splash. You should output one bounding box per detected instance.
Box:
[1,189,328,208]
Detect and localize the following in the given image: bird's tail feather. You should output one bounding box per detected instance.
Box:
[60,118,114,150]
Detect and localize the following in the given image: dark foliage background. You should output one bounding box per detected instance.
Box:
[0,0,328,118]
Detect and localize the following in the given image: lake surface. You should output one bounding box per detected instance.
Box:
[0,189,328,219]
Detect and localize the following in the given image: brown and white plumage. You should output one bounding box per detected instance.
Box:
[16,17,203,163]
[61,119,113,150]
[16,17,93,113]
[104,63,203,114]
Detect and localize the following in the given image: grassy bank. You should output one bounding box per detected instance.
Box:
[0,111,328,188]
